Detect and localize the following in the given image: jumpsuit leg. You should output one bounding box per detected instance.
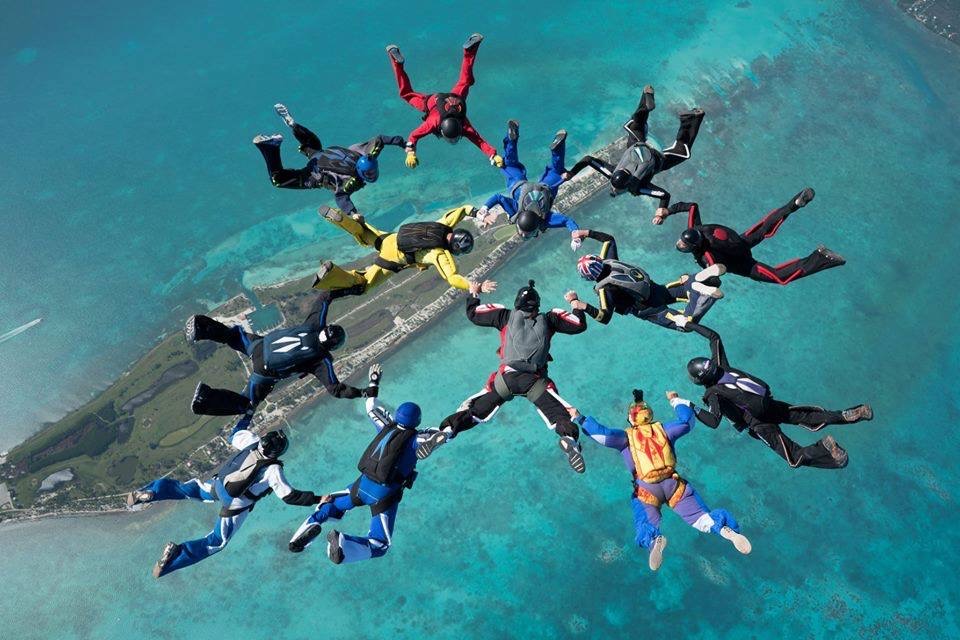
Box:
[669,481,741,536]
[290,123,322,152]
[502,131,523,171]
[339,502,399,563]
[322,212,386,247]
[624,90,655,142]
[661,109,706,171]
[741,194,802,247]
[748,251,843,285]
[193,332,273,417]
[541,135,567,187]
[631,497,663,549]
[159,509,249,577]
[390,58,429,111]
[766,399,846,431]
[440,389,507,437]
[450,46,478,98]
[138,477,215,502]
[287,490,355,551]
[748,422,843,469]
[528,380,579,439]
[672,277,718,324]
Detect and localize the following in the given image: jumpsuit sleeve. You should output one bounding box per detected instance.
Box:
[545,211,579,231]
[546,307,588,334]
[436,204,476,227]
[669,201,702,227]
[265,465,322,506]
[484,192,511,211]
[586,229,618,260]
[426,249,471,290]
[577,415,629,450]
[567,155,613,179]
[465,294,510,329]
[406,115,439,151]
[334,188,359,215]
[636,182,670,208]
[688,323,729,369]
[584,286,613,325]
[303,290,333,331]
[365,396,394,433]
[313,357,365,399]
[375,135,406,149]
[664,398,696,442]
[461,118,497,158]
[693,394,723,429]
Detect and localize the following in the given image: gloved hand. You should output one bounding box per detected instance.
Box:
[570,236,582,251]
[490,154,504,168]
[368,363,383,386]
[405,151,419,169]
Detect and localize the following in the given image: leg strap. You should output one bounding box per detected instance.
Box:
[493,371,515,401]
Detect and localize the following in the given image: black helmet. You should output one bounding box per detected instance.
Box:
[449,228,474,255]
[515,210,542,239]
[514,279,541,313]
[259,430,289,458]
[319,324,347,351]
[677,228,703,253]
[610,170,631,190]
[687,357,719,386]
[440,117,463,143]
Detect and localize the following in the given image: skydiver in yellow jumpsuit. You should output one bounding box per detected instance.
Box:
[313,205,496,297]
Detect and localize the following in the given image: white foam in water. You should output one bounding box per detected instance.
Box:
[0,318,42,345]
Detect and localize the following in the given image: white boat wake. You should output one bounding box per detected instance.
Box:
[0,318,42,344]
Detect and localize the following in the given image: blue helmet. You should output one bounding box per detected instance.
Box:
[394,402,422,428]
[356,155,379,183]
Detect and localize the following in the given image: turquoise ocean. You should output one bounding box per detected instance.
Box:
[1,1,958,638]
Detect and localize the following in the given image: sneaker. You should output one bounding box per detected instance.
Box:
[558,436,586,473]
[191,382,211,415]
[349,213,366,225]
[507,119,520,142]
[463,33,484,50]
[288,522,322,553]
[648,535,667,571]
[842,404,873,423]
[252,133,283,146]
[551,129,567,151]
[720,526,752,554]
[315,260,334,282]
[318,205,343,223]
[821,435,849,468]
[184,315,198,342]
[816,245,846,266]
[691,281,724,300]
[274,103,295,128]
[385,44,404,65]
[152,542,180,578]
[327,530,345,565]
[416,431,448,460]
[126,490,154,507]
[794,187,816,208]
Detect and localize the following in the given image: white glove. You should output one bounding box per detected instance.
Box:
[669,396,692,408]
[570,237,582,251]
[368,363,383,385]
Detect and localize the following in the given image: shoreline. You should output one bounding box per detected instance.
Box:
[0,136,618,525]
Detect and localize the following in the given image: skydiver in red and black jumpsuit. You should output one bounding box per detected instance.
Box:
[667,189,846,285]
[386,34,503,169]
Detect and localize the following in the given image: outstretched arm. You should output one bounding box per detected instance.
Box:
[693,394,722,429]
[688,323,729,369]
[546,307,587,334]
[668,201,702,227]
[576,415,628,450]
[264,465,322,506]
[663,395,696,442]
[462,119,498,158]
[545,211,580,231]
[637,182,670,209]
[584,287,613,325]
[465,293,510,329]
[585,229,618,260]
[567,155,614,180]
[365,395,393,433]
[313,357,368,399]
[437,204,477,227]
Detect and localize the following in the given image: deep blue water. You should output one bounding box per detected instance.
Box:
[1,1,958,638]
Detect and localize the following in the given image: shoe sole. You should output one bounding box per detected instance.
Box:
[551,130,567,150]
[695,263,726,280]
[184,316,197,342]
[318,206,342,222]
[691,281,723,299]
[559,438,586,473]
[289,523,321,553]
[416,434,446,460]
[720,527,752,554]
[463,34,484,49]
[385,46,404,65]
[327,531,345,564]
[648,536,667,571]
[796,187,816,207]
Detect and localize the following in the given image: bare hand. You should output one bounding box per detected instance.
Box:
[469,280,482,295]
[570,300,588,311]
[480,280,497,293]
[652,207,669,225]
[571,229,590,240]
[564,290,579,302]
[566,406,580,419]
[665,391,679,400]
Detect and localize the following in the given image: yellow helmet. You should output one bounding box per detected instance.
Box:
[628,389,654,426]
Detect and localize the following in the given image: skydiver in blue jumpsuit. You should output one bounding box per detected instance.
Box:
[477,120,581,249]
[186,289,379,431]
[288,393,426,564]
